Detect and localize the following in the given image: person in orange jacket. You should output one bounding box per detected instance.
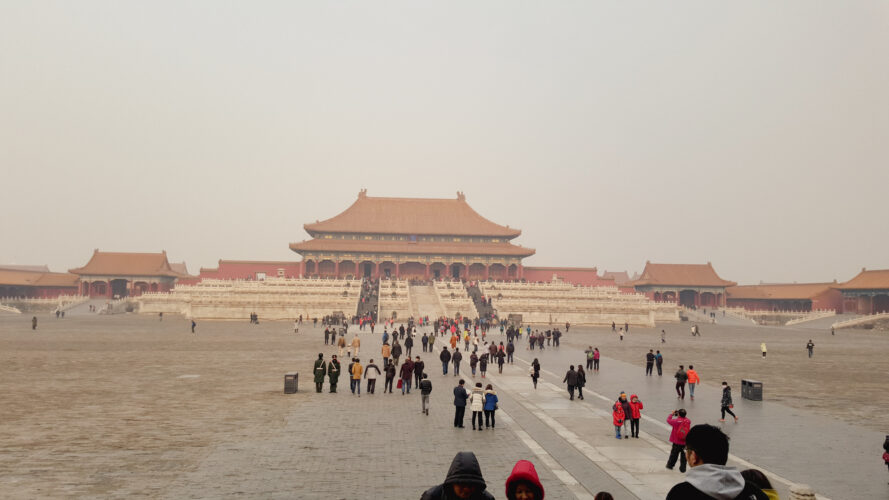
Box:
[629,394,644,438]
[687,365,700,400]
[612,397,626,439]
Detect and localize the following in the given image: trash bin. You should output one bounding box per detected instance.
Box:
[284,372,298,394]
[741,379,762,401]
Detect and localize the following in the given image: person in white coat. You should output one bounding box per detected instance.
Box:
[469,382,485,431]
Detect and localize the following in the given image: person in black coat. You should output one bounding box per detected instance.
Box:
[453,380,469,428]
[440,347,452,375]
[563,365,579,400]
[420,451,494,500]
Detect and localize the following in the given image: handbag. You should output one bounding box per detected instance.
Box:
[396,379,403,389]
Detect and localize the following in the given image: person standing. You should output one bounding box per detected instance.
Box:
[336,334,346,358]
[470,382,485,430]
[675,365,688,399]
[483,384,498,429]
[593,347,600,372]
[381,342,391,369]
[32,316,38,331]
[612,397,626,439]
[384,360,396,393]
[419,374,432,415]
[420,451,494,500]
[191,320,196,333]
[350,358,363,396]
[563,365,579,400]
[350,335,361,357]
[479,353,488,378]
[440,347,451,375]
[293,319,299,334]
[576,365,586,400]
[506,340,515,364]
[413,356,425,388]
[324,328,330,345]
[655,350,663,376]
[428,332,436,353]
[665,409,691,472]
[391,339,402,367]
[761,342,767,358]
[806,339,814,358]
[629,394,644,438]
[400,357,414,395]
[364,358,381,394]
[661,329,666,343]
[624,322,629,333]
[327,355,340,393]
[453,379,469,428]
[585,346,595,370]
[495,349,505,374]
[720,381,738,423]
[452,347,463,376]
[619,328,624,341]
[422,332,429,352]
[619,392,632,438]
[645,350,655,376]
[530,358,540,389]
[687,365,700,400]
[470,352,479,376]
[405,334,414,357]
[313,353,326,393]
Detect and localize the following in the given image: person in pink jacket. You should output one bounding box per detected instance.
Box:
[666,409,691,473]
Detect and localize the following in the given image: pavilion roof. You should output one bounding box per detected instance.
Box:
[0,269,78,287]
[601,270,631,285]
[834,268,889,290]
[69,250,184,277]
[0,264,51,273]
[290,239,535,257]
[169,262,192,277]
[727,283,836,300]
[632,262,736,288]
[303,191,522,238]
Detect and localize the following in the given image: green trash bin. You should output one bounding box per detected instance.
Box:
[741,379,762,401]
[284,372,298,394]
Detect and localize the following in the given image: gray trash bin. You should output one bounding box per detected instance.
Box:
[284,372,298,394]
[741,379,762,401]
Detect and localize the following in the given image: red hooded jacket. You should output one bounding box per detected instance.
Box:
[505,460,544,500]
[629,394,644,419]
[612,401,625,426]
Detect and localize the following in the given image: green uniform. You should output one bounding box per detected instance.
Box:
[327,359,341,393]
[313,359,327,393]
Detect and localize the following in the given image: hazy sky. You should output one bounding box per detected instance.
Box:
[2,2,887,285]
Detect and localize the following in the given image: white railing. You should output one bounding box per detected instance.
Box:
[831,312,889,329]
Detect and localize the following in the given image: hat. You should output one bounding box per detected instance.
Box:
[620,392,627,398]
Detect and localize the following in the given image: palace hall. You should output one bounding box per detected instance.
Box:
[289,190,535,281]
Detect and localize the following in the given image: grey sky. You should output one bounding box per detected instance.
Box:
[2,2,887,285]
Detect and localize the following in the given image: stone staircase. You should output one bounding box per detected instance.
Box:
[408,284,445,319]
[466,281,495,320]
[356,278,379,321]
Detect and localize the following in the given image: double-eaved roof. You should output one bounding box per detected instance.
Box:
[632,262,736,288]
[69,250,185,278]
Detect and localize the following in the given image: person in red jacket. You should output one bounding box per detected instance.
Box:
[505,459,545,500]
[628,394,644,438]
[612,398,626,439]
[666,409,691,473]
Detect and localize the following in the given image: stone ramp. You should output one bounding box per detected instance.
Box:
[410,284,445,319]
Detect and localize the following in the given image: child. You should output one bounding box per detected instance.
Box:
[612,397,626,439]
[629,394,644,438]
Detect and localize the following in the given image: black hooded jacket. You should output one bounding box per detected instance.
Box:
[420,451,494,500]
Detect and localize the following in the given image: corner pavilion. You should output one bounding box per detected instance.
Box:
[289,190,535,280]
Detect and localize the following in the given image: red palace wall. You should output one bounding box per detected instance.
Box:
[522,267,614,287]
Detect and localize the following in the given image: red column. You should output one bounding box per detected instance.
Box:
[355,262,360,277]
[335,261,340,278]
[484,265,490,280]
[425,264,430,280]
[395,262,400,278]
[518,265,524,280]
[374,262,380,279]
[299,260,305,278]
[106,280,113,299]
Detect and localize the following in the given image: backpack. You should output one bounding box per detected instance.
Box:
[587,351,594,359]
[677,419,691,440]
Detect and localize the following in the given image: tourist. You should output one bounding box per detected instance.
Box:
[619,328,624,341]
[883,435,889,479]
[761,342,767,358]
[422,332,429,352]
[593,347,600,372]
[562,365,579,401]
[585,346,595,370]
[381,342,391,368]
[191,320,196,333]
[504,460,543,500]
[530,358,540,389]
[384,360,396,393]
[720,381,738,423]
[645,349,655,376]
[665,409,690,472]
[405,333,414,357]
[806,339,814,358]
[440,347,451,375]
[575,365,586,400]
[495,348,505,374]
[350,358,363,396]
[420,451,494,500]
[612,396,626,439]
[594,493,613,500]
[661,329,666,343]
[293,319,299,334]
[419,373,432,415]
[506,339,515,364]
[618,392,632,438]
[483,384,498,429]
[479,352,488,378]
[666,424,769,499]
[450,333,458,349]
[400,356,414,394]
[350,335,360,357]
[537,334,544,350]
[611,321,616,332]
[488,342,497,362]
[675,365,688,399]
[391,339,402,367]
[32,316,37,330]
[364,358,380,394]
[655,350,663,376]
[687,365,700,400]
[452,347,463,376]
[453,379,469,428]
[414,356,425,388]
[313,353,326,393]
[324,328,330,345]
[741,469,780,500]
[158,312,163,321]
[470,352,479,376]
[831,326,835,336]
[327,355,340,393]
[382,329,389,345]
[629,394,643,438]
[429,333,436,352]
[336,334,346,358]
[470,382,485,430]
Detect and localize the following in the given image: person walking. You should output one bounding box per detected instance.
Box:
[327,355,341,393]
[593,347,600,372]
[384,360,396,393]
[585,346,595,370]
[655,350,663,376]
[452,347,463,376]
[761,342,767,358]
[336,334,346,358]
[428,332,436,353]
[665,409,691,472]
[440,347,451,375]
[563,365,579,400]
[350,358,363,396]
[324,328,330,345]
[495,349,505,374]
[629,394,644,438]
[400,357,414,395]
[675,365,688,399]
[419,373,432,415]
[190,320,196,333]
[381,342,391,368]
[720,381,738,422]
[470,382,485,430]
[313,353,326,393]
[413,356,425,388]
[364,358,380,394]
[687,365,700,400]
[530,358,540,389]
[612,397,626,439]
[391,339,402,367]
[506,340,515,364]
[575,365,586,400]
[483,384,498,429]
[661,329,666,343]
[806,339,815,358]
[470,352,479,376]
[479,353,488,378]
[645,349,655,376]
[453,379,469,428]
[350,335,361,357]
[422,332,429,352]
[404,334,414,357]
[505,460,544,500]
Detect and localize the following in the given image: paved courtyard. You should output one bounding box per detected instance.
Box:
[1,313,886,498]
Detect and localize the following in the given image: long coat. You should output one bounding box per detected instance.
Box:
[313,359,326,383]
[328,359,341,383]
